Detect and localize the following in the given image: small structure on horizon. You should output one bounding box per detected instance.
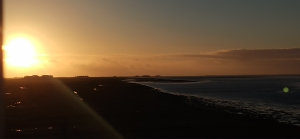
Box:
[41,75,54,79]
[75,75,89,78]
[141,75,151,77]
[24,75,54,79]
[24,75,40,79]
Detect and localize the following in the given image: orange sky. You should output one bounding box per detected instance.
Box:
[3,0,300,77]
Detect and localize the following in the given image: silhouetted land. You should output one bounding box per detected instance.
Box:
[128,77,198,83]
[4,77,300,138]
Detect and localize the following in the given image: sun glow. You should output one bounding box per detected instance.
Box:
[4,38,40,68]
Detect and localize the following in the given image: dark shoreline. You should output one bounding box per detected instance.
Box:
[118,80,300,138]
[4,77,300,138]
[125,77,199,83]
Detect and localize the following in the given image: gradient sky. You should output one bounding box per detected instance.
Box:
[3,0,300,77]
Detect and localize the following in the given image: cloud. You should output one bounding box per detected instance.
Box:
[66,48,300,75]
[163,48,300,61]
[152,48,300,75]
[214,48,300,60]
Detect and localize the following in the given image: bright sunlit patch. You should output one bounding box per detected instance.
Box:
[4,38,39,67]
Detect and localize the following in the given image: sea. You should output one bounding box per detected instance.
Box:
[135,76,300,126]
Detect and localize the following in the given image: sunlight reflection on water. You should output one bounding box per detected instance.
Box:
[20,87,27,89]
[7,101,22,108]
[7,105,15,108]
[73,91,83,100]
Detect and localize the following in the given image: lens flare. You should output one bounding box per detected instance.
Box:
[283,87,289,93]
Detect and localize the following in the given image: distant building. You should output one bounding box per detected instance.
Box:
[23,76,31,79]
[24,75,40,79]
[75,75,89,78]
[41,75,54,78]
[23,75,54,80]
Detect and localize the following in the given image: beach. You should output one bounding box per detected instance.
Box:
[4,77,300,138]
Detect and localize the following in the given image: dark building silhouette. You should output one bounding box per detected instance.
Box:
[41,75,54,79]
[23,75,54,80]
[75,76,89,78]
[24,75,40,79]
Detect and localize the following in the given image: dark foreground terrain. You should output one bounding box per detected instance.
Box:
[4,77,300,138]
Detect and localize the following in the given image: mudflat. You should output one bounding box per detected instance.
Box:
[4,77,300,138]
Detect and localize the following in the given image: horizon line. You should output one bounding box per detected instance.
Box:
[5,74,300,79]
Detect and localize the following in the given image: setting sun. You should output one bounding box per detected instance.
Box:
[4,38,40,68]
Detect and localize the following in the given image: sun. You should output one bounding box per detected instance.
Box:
[4,38,40,68]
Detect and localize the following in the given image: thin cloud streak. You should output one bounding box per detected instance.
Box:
[163,48,300,60]
[61,48,300,76]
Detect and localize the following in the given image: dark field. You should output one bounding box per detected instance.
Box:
[4,77,300,138]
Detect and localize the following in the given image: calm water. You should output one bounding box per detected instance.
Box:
[136,76,300,126]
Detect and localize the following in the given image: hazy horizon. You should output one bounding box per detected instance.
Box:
[6,73,300,79]
[3,0,300,77]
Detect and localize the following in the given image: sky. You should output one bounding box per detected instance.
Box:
[3,0,300,77]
